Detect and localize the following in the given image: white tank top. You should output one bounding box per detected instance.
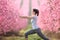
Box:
[31,16,39,29]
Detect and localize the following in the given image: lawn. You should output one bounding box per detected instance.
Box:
[1,24,60,40]
[1,24,42,40]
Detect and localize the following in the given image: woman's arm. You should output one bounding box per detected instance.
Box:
[19,15,34,19]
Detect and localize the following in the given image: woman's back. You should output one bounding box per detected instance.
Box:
[31,16,39,29]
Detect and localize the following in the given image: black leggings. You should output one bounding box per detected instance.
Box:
[25,28,49,40]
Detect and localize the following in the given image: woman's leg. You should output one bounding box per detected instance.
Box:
[25,29,36,40]
[36,28,49,40]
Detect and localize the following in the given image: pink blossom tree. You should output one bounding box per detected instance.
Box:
[0,0,28,35]
[38,0,60,33]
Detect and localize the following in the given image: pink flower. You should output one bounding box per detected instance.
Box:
[0,0,28,34]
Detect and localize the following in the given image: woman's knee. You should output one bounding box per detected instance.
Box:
[25,32,28,38]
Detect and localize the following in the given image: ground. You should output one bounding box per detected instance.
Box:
[0,24,60,40]
[0,24,42,40]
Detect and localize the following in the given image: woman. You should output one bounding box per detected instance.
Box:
[20,9,49,40]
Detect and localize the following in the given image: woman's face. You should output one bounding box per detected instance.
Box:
[32,11,35,15]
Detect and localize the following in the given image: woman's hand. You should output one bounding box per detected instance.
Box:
[19,16,23,18]
[19,16,26,18]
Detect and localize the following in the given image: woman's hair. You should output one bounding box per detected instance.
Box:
[33,9,39,16]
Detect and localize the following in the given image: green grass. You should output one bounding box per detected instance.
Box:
[1,24,42,40]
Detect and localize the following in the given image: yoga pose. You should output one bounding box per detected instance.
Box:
[20,9,49,40]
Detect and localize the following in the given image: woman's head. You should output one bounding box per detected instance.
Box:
[32,9,39,16]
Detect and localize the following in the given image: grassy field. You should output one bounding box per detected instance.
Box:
[1,24,60,40]
[1,24,42,40]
